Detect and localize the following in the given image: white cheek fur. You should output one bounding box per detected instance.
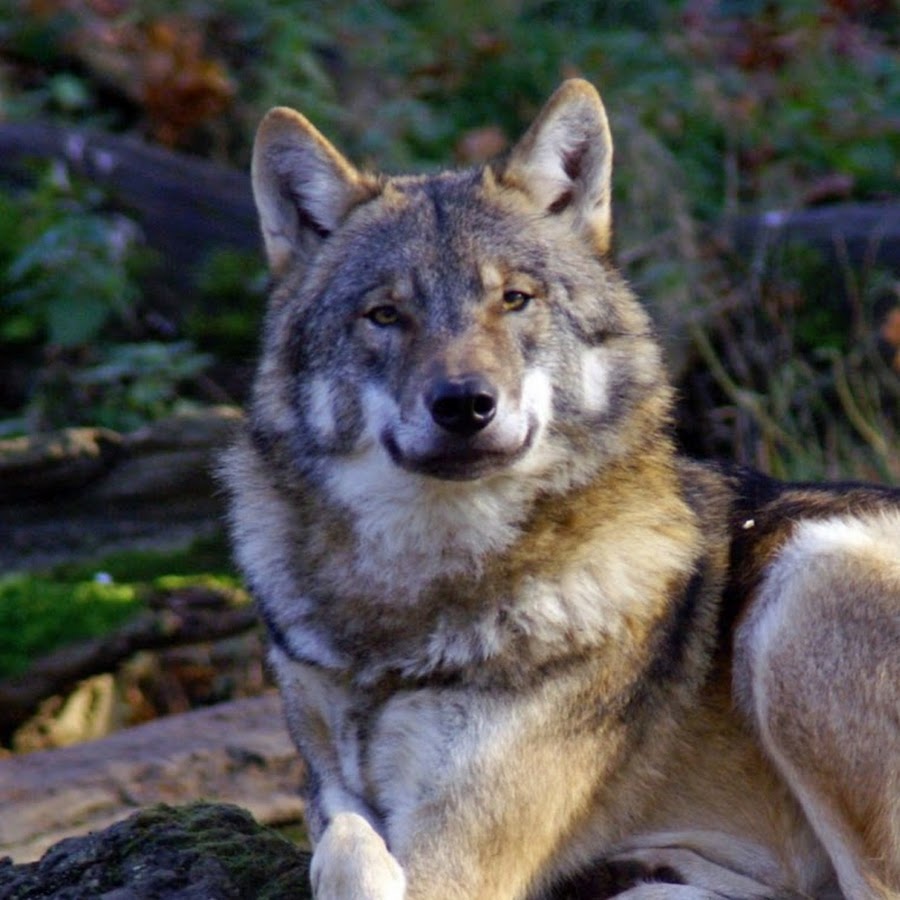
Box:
[307,376,339,442]
[580,347,611,415]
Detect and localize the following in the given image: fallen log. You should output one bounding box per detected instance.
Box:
[726,203,900,277]
[0,586,259,740]
[0,694,304,864]
[0,120,259,290]
[0,405,242,572]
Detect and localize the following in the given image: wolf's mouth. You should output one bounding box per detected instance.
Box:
[382,423,537,481]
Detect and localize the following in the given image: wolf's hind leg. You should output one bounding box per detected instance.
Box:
[588,844,792,899]
[736,514,900,900]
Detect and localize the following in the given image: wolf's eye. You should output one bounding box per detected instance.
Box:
[502,290,532,313]
[365,305,401,327]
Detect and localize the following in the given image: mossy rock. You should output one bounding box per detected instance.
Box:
[0,802,312,899]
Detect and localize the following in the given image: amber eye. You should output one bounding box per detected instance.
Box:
[365,305,401,327]
[502,290,532,312]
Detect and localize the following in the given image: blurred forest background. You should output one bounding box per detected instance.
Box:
[2,0,899,471]
[0,0,898,751]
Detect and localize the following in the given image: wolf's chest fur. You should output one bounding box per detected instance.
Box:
[234,425,719,695]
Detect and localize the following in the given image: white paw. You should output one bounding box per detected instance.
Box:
[311,812,406,900]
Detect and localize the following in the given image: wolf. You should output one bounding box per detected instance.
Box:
[222,79,900,899]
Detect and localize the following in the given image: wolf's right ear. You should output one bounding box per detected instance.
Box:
[252,108,376,277]
[501,79,613,255]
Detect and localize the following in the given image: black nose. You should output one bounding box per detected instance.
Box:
[427,375,497,436]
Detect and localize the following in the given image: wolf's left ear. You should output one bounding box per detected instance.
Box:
[501,79,613,254]
[252,108,376,277]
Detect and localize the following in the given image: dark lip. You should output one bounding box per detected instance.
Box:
[382,423,536,481]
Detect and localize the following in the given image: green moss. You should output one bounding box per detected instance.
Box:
[114,804,312,899]
[0,575,142,678]
[0,534,239,680]
[0,803,312,898]
[51,532,234,584]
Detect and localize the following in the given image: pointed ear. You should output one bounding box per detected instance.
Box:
[501,79,613,254]
[251,108,375,277]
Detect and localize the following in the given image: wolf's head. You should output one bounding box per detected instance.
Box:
[248,80,671,497]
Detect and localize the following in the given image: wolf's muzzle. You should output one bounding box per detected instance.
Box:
[426,375,497,436]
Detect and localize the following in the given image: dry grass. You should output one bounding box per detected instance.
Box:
[614,115,899,484]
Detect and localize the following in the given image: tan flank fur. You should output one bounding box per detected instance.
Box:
[222,80,900,899]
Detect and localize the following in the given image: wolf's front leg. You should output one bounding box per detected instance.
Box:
[311,811,406,900]
[270,649,406,899]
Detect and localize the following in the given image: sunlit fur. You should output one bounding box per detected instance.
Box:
[222,80,900,900]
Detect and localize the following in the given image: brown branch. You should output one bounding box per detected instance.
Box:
[0,588,258,740]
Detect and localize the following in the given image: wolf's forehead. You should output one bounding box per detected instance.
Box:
[350,171,544,272]
[313,178,549,316]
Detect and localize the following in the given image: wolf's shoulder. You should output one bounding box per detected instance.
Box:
[678,457,899,526]
[679,458,900,641]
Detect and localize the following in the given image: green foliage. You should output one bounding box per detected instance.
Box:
[74,341,212,432]
[687,249,900,483]
[20,340,213,434]
[667,4,900,214]
[0,0,897,478]
[206,0,900,216]
[0,171,214,433]
[0,171,143,347]
[186,249,267,360]
[5,215,139,346]
[0,534,238,680]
